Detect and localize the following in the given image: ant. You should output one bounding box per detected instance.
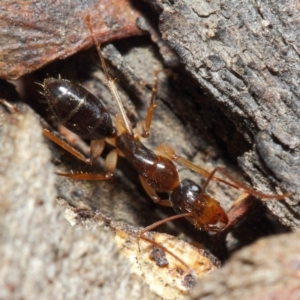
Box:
[41,16,288,272]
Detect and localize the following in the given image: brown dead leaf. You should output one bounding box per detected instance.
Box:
[0,0,143,80]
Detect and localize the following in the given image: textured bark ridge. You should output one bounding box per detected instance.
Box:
[2,1,300,299]
[189,229,300,300]
[145,0,300,230]
[0,88,158,300]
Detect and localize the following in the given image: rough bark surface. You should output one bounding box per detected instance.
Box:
[0,95,157,300]
[2,0,300,299]
[145,0,300,229]
[188,229,300,300]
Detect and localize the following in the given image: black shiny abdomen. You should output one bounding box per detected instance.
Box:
[43,78,116,140]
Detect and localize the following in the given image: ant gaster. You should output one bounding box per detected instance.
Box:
[42,17,288,259]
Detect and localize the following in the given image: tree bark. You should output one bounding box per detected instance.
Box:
[144,0,300,230]
[2,0,300,299]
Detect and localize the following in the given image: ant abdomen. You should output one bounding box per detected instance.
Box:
[170,179,228,231]
[43,78,116,140]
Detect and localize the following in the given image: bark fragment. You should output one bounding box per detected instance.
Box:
[0,0,143,80]
[188,229,300,300]
[145,0,300,230]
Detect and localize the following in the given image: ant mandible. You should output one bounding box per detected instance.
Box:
[42,16,287,243]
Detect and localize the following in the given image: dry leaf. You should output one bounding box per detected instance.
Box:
[0,0,143,80]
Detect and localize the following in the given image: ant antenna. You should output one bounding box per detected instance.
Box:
[139,233,194,274]
[86,16,133,135]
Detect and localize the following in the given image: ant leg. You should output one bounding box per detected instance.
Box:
[43,129,106,165]
[90,139,106,163]
[134,70,159,138]
[43,129,92,164]
[154,144,239,189]
[137,213,194,273]
[139,176,172,207]
[114,114,127,135]
[138,175,213,241]
[86,15,133,135]
[138,234,192,273]
[140,213,193,236]
[138,176,214,266]
[199,166,289,201]
[155,145,289,199]
[44,128,118,180]
[0,99,21,114]
[57,148,118,180]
